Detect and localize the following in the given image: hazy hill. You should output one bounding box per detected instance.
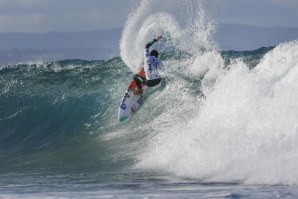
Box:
[0,25,297,64]
[215,24,298,50]
[0,28,121,64]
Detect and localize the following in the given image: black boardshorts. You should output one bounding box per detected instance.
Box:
[146,78,161,87]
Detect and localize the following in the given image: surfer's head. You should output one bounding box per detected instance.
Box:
[150,50,159,58]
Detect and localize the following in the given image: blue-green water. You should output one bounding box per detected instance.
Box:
[2,0,298,196]
[1,42,298,198]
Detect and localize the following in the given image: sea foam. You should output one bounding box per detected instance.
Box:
[127,0,298,185]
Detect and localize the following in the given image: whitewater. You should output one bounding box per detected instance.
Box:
[1,0,298,198]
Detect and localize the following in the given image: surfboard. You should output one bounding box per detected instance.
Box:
[118,69,146,122]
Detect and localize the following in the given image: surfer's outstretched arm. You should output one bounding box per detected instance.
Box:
[145,36,162,49]
[145,36,162,58]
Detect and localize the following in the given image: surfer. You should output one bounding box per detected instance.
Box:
[133,36,164,94]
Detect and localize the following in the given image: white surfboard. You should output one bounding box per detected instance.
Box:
[118,69,147,122]
[118,90,145,122]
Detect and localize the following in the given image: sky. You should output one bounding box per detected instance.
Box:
[218,0,298,28]
[0,0,298,33]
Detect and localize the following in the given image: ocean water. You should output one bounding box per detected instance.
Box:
[1,0,298,198]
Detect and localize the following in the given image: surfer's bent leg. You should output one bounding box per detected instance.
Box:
[133,74,146,90]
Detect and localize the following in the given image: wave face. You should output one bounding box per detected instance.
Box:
[1,0,298,187]
[0,59,133,172]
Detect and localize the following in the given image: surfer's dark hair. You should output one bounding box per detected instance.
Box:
[150,50,159,57]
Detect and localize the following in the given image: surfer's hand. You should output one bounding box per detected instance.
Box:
[156,36,162,41]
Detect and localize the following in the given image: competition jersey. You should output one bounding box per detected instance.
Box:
[144,48,164,80]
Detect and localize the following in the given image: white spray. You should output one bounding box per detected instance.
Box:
[120,0,218,73]
[120,0,298,185]
[137,39,298,185]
